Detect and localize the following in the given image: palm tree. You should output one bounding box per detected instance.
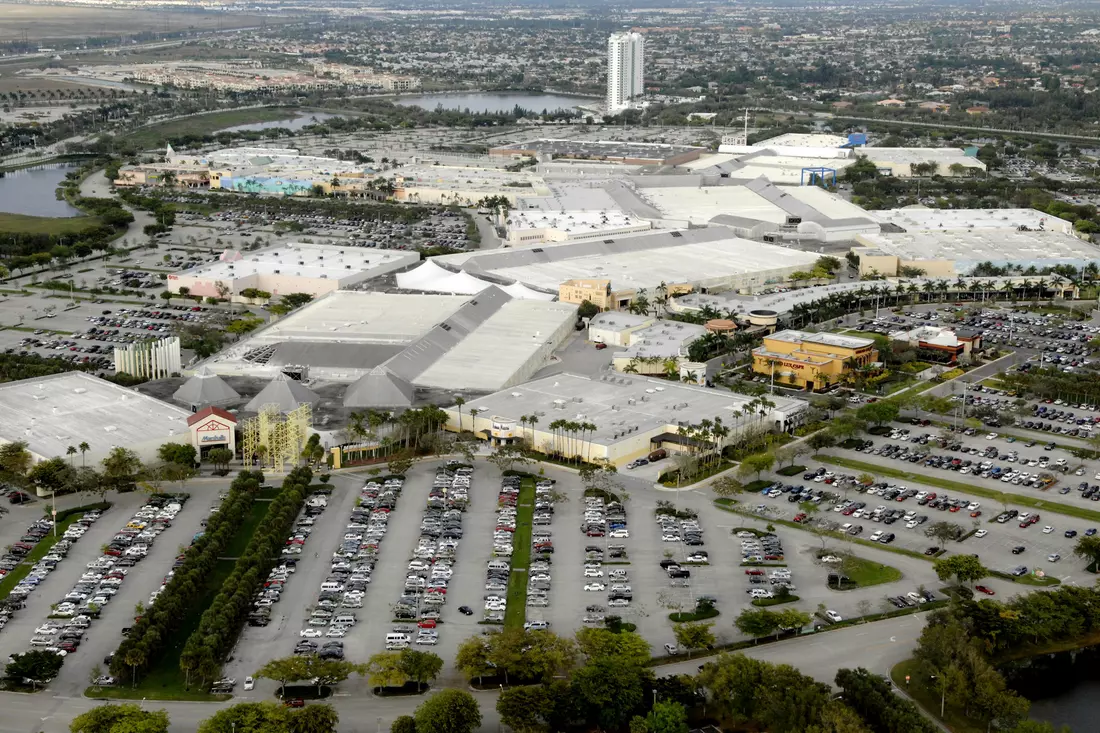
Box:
[79,442,89,468]
[66,445,77,467]
[454,396,466,432]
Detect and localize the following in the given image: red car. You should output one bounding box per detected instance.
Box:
[284,699,305,708]
[745,569,764,576]
[975,585,995,596]
[418,619,437,629]
[594,342,607,350]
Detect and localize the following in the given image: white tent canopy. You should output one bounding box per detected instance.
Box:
[397,260,557,300]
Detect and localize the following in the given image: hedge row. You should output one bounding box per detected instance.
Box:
[109,472,263,681]
[180,467,313,679]
[51,501,112,522]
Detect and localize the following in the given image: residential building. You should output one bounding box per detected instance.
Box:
[607,31,645,112]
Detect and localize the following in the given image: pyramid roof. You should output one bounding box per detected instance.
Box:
[343,366,416,408]
[173,366,240,407]
[244,373,320,413]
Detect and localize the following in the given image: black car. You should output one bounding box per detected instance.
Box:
[1012,546,1026,555]
[924,547,939,556]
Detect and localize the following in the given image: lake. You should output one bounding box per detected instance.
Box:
[1002,647,1100,730]
[394,91,596,114]
[218,112,342,133]
[0,163,82,218]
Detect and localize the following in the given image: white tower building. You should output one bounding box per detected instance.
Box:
[607,31,644,112]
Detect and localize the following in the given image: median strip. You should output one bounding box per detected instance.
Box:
[504,476,535,629]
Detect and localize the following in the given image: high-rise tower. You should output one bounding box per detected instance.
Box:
[607,31,644,112]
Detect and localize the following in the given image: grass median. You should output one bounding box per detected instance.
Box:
[504,477,535,630]
[815,453,1100,524]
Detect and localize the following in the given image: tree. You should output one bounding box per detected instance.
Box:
[496,685,553,733]
[645,702,689,733]
[399,649,443,692]
[414,689,482,733]
[734,608,778,643]
[391,716,417,733]
[101,447,141,491]
[289,705,339,733]
[570,657,652,730]
[454,635,493,683]
[28,456,74,492]
[924,521,964,549]
[855,401,899,427]
[196,702,290,733]
[933,554,987,586]
[577,300,600,319]
[157,442,196,466]
[206,448,234,472]
[5,650,64,689]
[807,432,836,452]
[835,668,938,733]
[255,655,309,697]
[0,440,32,475]
[574,628,651,665]
[1073,534,1100,569]
[487,442,531,474]
[737,452,775,481]
[366,651,408,691]
[70,703,170,733]
[673,622,715,657]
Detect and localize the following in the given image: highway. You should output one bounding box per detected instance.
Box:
[0,613,928,733]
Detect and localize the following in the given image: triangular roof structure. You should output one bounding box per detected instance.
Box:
[244,373,320,413]
[173,366,240,408]
[343,366,416,408]
[186,405,237,427]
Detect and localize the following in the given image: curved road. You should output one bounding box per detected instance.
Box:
[4,613,925,733]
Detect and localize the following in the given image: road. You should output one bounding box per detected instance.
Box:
[1,613,927,733]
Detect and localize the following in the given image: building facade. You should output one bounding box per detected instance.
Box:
[752,330,878,391]
[114,337,182,380]
[607,32,645,112]
[186,406,237,459]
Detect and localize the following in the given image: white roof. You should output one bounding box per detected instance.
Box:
[856,228,1100,263]
[0,372,190,460]
[768,329,876,350]
[636,185,786,225]
[396,261,557,300]
[757,133,849,148]
[865,147,984,165]
[414,299,578,392]
[506,209,647,234]
[177,242,416,282]
[867,207,1074,234]
[619,322,708,359]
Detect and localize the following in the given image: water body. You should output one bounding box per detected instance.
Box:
[394,91,595,114]
[1001,647,1100,730]
[218,111,342,133]
[0,163,82,218]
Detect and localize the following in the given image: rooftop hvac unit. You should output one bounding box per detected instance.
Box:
[274,270,280,274]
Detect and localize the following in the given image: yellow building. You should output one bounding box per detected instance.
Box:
[752,330,878,391]
[559,278,693,311]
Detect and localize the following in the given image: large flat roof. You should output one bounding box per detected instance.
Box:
[855,229,1100,263]
[414,299,578,392]
[459,373,807,444]
[757,133,849,148]
[867,207,1074,234]
[438,228,819,292]
[177,243,417,282]
[0,372,190,460]
[768,329,876,350]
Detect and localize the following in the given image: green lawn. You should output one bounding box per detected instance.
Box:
[0,212,100,235]
[816,453,1100,523]
[223,498,271,558]
[125,108,300,149]
[0,512,86,601]
[835,556,903,589]
[752,595,800,607]
[504,477,535,629]
[91,559,236,701]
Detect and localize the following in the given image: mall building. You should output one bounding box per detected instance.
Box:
[752,330,879,391]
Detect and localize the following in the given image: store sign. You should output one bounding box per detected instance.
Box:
[194,418,232,445]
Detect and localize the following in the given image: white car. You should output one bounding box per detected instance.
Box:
[584,582,606,591]
[1048,553,1061,562]
[299,628,323,638]
[244,677,254,691]
[583,568,603,578]
[609,529,630,538]
[974,529,988,538]
[825,610,843,623]
[986,433,997,440]
[869,531,883,542]
[1043,525,1054,534]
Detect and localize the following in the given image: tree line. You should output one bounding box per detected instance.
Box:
[109,470,264,685]
[180,467,314,684]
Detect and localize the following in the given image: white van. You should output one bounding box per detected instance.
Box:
[320,582,345,592]
[487,560,509,571]
[385,633,410,649]
[333,615,356,626]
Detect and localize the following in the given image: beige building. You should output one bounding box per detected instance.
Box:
[560,279,614,310]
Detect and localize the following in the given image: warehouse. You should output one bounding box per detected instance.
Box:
[0,372,192,466]
[168,243,419,301]
[444,373,808,466]
[436,227,820,308]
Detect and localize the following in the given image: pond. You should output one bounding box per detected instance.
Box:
[0,163,83,218]
[394,91,595,114]
[218,112,342,133]
[1002,646,1100,730]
